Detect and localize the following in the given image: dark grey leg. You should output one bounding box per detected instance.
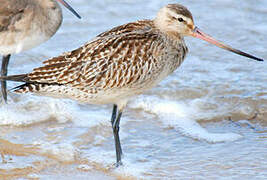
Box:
[1,54,11,103]
[111,104,118,125]
[111,104,123,167]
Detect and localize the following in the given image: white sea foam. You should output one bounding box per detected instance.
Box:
[0,94,109,128]
[33,140,79,162]
[128,95,242,143]
[0,92,242,143]
[0,95,73,126]
[83,146,158,178]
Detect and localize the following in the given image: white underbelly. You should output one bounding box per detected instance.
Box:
[0,32,49,55]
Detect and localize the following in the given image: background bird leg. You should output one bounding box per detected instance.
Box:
[1,54,11,103]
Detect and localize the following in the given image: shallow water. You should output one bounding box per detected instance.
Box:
[0,0,267,179]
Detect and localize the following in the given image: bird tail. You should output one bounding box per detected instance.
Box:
[0,74,64,94]
[0,74,28,83]
[0,74,33,93]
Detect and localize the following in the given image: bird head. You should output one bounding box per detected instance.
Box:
[154,4,264,61]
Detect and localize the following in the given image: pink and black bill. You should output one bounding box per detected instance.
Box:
[192,27,264,62]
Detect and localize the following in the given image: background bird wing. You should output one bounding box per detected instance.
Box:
[0,0,33,33]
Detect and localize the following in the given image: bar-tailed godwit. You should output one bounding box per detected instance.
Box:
[1,4,264,166]
[0,0,81,102]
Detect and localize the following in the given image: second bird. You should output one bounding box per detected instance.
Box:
[0,0,81,102]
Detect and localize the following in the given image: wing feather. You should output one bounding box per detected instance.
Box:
[26,21,162,92]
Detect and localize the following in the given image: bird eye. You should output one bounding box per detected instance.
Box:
[178,18,184,22]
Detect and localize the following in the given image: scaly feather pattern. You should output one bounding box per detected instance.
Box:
[14,19,188,104]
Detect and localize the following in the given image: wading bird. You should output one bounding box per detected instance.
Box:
[0,0,81,102]
[1,4,264,166]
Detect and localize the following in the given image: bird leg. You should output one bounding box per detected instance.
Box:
[111,104,123,167]
[111,104,118,125]
[1,54,11,103]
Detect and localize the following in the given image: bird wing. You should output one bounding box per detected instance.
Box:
[26,21,162,91]
[0,0,34,33]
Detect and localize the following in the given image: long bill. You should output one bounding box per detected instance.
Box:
[192,27,264,61]
[57,0,81,19]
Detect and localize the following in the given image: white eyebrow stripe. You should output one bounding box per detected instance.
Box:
[168,11,192,23]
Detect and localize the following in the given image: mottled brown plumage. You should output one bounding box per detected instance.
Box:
[2,3,264,166]
[14,19,188,107]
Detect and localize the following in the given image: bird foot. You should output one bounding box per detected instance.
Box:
[114,161,123,168]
